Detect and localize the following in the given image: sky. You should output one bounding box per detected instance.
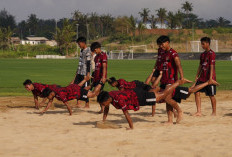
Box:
[0,0,232,23]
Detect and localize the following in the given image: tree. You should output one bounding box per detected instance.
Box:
[217,17,231,27]
[53,19,76,56]
[139,8,150,23]
[127,15,136,38]
[181,1,193,28]
[167,11,177,29]
[26,14,39,36]
[137,22,145,40]
[156,8,167,28]
[0,26,13,50]
[149,15,157,29]
[0,9,16,29]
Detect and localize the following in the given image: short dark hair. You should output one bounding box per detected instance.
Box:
[76,37,86,43]
[90,42,101,52]
[42,88,52,97]
[23,79,32,86]
[97,91,110,103]
[157,35,170,44]
[201,37,211,45]
[108,77,117,85]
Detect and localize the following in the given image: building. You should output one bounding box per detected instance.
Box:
[21,37,49,45]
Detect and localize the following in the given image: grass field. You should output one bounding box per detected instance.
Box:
[0,59,231,96]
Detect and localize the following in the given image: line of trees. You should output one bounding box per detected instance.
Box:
[0,1,231,54]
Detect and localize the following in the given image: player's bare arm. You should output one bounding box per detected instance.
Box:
[103,105,109,122]
[33,94,39,109]
[101,63,107,83]
[123,110,133,130]
[40,93,54,114]
[174,57,184,79]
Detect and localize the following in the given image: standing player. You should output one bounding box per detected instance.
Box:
[71,37,91,108]
[23,79,58,109]
[194,37,217,116]
[157,35,185,124]
[90,42,108,113]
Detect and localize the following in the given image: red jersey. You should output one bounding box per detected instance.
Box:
[94,52,107,83]
[117,79,136,90]
[155,48,165,71]
[198,49,216,82]
[109,90,140,111]
[32,83,57,98]
[52,84,82,103]
[160,48,179,85]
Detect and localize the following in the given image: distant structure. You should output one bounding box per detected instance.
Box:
[20,37,57,46]
[10,37,21,45]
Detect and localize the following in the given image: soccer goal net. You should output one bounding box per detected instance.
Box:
[108,50,124,60]
[129,45,148,53]
[190,40,218,52]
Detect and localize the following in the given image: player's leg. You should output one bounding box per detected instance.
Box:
[189,80,219,94]
[194,92,202,116]
[206,84,217,116]
[210,96,216,116]
[164,94,183,123]
[74,74,83,108]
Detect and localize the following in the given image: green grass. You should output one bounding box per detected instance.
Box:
[0,59,231,96]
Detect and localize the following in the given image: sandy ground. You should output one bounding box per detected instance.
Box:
[0,91,232,157]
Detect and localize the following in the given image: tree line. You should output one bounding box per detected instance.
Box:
[0,1,231,54]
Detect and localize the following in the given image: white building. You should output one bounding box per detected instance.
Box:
[21,37,49,45]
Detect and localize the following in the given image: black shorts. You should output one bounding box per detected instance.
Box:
[152,69,160,78]
[79,88,89,102]
[74,74,90,87]
[92,81,105,91]
[133,80,152,91]
[160,84,168,90]
[173,86,190,103]
[195,81,216,96]
[133,87,156,106]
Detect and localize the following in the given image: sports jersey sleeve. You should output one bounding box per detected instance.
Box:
[209,52,216,65]
[102,53,107,63]
[171,50,178,59]
[115,95,128,111]
[117,79,125,89]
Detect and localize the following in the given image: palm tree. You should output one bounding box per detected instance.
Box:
[167,11,176,29]
[156,8,167,28]
[127,15,136,38]
[181,1,193,28]
[139,8,150,23]
[150,15,157,29]
[175,10,184,29]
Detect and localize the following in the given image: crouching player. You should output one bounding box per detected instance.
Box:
[97,78,191,129]
[40,76,104,115]
[23,79,59,109]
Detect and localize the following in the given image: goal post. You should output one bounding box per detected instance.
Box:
[190,40,218,52]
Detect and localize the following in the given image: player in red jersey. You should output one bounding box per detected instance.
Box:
[97,78,192,129]
[23,79,59,109]
[194,37,217,116]
[40,76,104,115]
[156,35,184,124]
[90,42,107,113]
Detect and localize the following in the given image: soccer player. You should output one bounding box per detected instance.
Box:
[107,69,158,92]
[23,79,58,109]
[40,76,104,115]
[194,37,217,116]
[97,78,191,129]
[157,35,184,124]
[71,37,91,108]
[90,42,108,113]
[151,38,165,84]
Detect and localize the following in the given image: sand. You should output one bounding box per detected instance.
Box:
[0,91,232,157]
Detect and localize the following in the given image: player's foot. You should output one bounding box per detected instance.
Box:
[209,80,220,86]
[193,112,202,117]
[176,111,183,123]
[211,112,216,116]
[83,105,90,109]
[163,121,173,125]
[76,104,82,108]
[98,109,103,114]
